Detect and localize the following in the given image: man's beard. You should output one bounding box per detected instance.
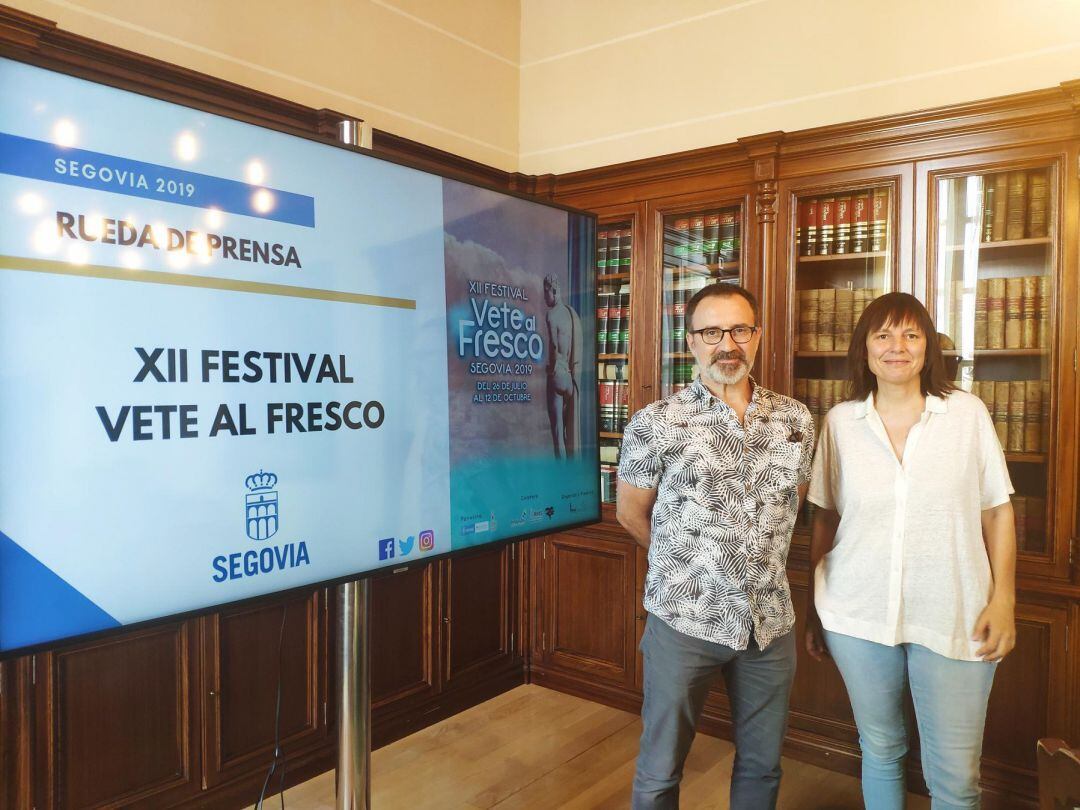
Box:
[701,350,749,385]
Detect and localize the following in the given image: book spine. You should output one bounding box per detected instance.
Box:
[608,294,623,355]
[976,380,996,420]
[852,190,870,253]
[671,287,687,354]
[803,198,818,257]
[1038,275,1050,349]
[835,195,852,254]
[982,180,995,243]
[1021,275,1038,349]
[689,215,705,265]
[869,189,889,252]
[719,211,736,264]
[1041,380,1051,452]
[974,279,989,349]
[817,289,835,351]
[993,381,1010,447]
[1027,169,1049,238]
[1027,496,1046,553]
[806,378,821,428]
[1004,277,1024,349]
[987,277,1006,349]
[1024,380,1042,453]
[991,174,1008,241]
[1006,170,1027,241]
[597,294,611,354]
[795,201,804,257]
[672,218,689,265]
[817,197,835,255]
[1013,495,1028,551]
[794,377,807,404]
[600,381,615,432]
[731,209,742,262]
[834,288,854,352]
[799,289,819,351]
[619,228,632,269]
[596,229,608,273]
[619,290,631,353]
[704,213,720,265]
[1007,380,1026,452]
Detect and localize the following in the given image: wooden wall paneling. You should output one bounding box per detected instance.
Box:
[442,542,517,692]
[200,589,325,790]
[34,621,201,810]
[1,656,34,809]
[772,162,915,399]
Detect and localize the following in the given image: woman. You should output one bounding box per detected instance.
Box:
[805,292,1016,809]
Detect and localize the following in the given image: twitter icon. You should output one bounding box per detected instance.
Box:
[398,536,415,556]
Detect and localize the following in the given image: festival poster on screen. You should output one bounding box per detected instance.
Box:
[0,56,598,655]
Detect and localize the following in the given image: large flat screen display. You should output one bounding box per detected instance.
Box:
[0,56,599,657]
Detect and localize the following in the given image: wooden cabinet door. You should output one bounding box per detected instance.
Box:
[201,590,327,789]
[1,656,34,809]
[442,542,518,692]
[370,562,439,709]
[34,622,201,809]
[978,600,1069,800]
[539,531,638,688]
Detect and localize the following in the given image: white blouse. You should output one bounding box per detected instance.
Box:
[807,390,1013,661]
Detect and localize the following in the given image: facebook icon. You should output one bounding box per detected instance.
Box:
[378,537,395,561]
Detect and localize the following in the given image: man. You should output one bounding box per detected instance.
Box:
[617,283,814,810]
[544,273,581,459]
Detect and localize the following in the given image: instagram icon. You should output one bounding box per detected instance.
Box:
[418,530,435,552]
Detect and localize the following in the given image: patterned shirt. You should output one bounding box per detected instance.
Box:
[618,378,814,650]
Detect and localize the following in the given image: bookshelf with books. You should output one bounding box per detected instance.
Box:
[661,204,744,396]
[932,166,1058,558]
[788,183,896,530]
[596,219,634,504]
[542,82,1079,809]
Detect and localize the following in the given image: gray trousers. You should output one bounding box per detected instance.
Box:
[632,615,797,810]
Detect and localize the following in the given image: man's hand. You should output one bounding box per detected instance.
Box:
[804,611,830,662]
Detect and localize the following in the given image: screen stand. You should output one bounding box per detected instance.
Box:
[336,579,371,810]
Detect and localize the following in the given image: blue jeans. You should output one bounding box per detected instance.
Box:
[632,615,796,810]
[823,630,997,810]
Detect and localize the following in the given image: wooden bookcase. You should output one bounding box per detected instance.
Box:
[538,83,1080,808]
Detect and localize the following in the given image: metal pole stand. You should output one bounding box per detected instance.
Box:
[336,580,371,810]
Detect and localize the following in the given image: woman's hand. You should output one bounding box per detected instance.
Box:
[805,611,830,662]
[972,598,1016,662]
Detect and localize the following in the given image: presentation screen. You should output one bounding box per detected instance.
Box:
[0,56,599,657]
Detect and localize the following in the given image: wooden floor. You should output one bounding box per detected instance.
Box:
[283,684,930,809]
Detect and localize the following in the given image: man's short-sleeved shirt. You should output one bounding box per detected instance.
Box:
[618,378,814,650]
[807,390,1013,661]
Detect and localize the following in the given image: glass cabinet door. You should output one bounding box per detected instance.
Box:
[791,184,896,528]
[933,167,1056,557]
[596,220,632,504]
[660,205,743,397]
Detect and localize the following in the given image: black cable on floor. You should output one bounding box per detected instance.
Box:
[255,603,288,810]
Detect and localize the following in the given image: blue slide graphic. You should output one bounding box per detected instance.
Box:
[0,531,119,650]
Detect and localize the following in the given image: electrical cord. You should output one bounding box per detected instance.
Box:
[255,603,288,810]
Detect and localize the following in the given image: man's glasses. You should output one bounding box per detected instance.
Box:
[690,326,758,345]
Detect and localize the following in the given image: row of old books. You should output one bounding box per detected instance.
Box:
[665,209,742,267]
[600,381,630,433]
[972,379,1050,454]
[797,189,889,256]
[953,275,1051,350]
[797,288,880,352]
[596,227,633,273]
[667,360,699,394]
[793,378,847,432]
[600,465,618,502]
[597,287,631,354]
[1011,495,1047,553]
[976,170,1050,243]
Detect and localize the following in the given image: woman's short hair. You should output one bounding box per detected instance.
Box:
[847,291,956,401]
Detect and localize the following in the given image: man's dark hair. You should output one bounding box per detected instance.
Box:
[847,291,956,401]
[685,282,760,331]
